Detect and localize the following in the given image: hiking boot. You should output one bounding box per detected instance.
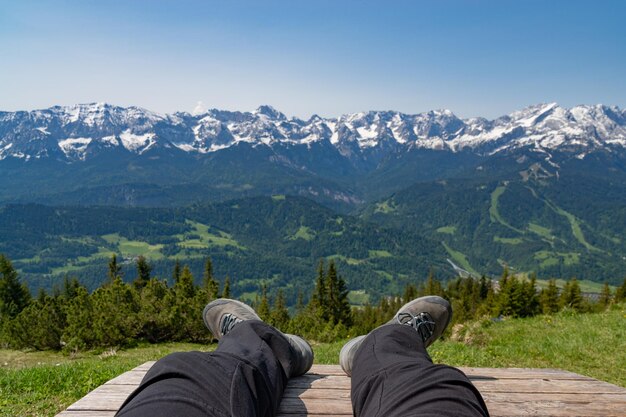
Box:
[339,296,452,376]
[203,298,260,339]
[387,295,452,348]
[284,333,314,377]
[339,335,366,377]
[203,298,313,377]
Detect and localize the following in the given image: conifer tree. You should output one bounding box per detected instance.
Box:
[326,260,352,326]
[403,283,418,303]
[108,254,122,283]
[270,289,290,331]
[540,279,560,314]
[560,277,585,311]
[62,276,82,300]
[295,289,305,315]
[423,270,444,296]
[0,254,31,320]
[257,285,270,321]
[222,276,231,299]
[310,259,329,321]
[138,278,173,342]
[134,256,152,290]
[203,257,219,300]
[63,286,94,350]
[172,259,182,284]
[598,282,612,308]
[615,277,626,302]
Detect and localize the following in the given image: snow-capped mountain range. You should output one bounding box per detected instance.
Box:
[1,102,625,162]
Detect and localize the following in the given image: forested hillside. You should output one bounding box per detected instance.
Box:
[362,174,626,285]
[0,196,444,300]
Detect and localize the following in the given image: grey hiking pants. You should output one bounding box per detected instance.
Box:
[116,320,489,417]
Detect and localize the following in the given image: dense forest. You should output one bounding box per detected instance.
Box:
[1,253,624,351]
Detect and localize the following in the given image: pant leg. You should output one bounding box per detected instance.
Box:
[351,324,489,417]
[116,320,293,417]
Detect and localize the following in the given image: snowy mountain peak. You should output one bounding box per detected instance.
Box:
[0,103,624,162]
[254,105,286,121]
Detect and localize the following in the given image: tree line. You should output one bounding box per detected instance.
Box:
[1,253,625,351]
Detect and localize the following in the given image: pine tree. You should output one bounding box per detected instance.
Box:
[403,283,418,303]
[560,277,585,312]
[309,259,329,321]
[326,260,352,326]
[423,270,444,297]
[270,289,290,331]
[172,259,182,284]
[62,276,82,300]
[134,256,152,290]
[222,276,231,299]
[598,282,612,308]
[540,279,560,314]
[257,285,270,321]
[137,278,173,342]
[295,289,305,315]
[203,258,219,300]
[0,254,31,320]
[615,277,626,302]
[108,254,122,283]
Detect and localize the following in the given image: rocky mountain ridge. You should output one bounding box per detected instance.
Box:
[1,102,625,163]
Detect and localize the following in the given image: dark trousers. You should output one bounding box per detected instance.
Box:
[351,324,489,417]
[116,322,489,417]
[116,320,292,417]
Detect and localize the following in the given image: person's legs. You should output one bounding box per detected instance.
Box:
[341,296,489,417]
[350,324,489,417]
[116,299,313,417]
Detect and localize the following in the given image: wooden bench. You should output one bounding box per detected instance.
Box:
[56,363,626,416]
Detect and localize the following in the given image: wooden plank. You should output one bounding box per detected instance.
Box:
[278,397,352,415]
[472,378,626,394]
[459,367,596,381]
[283,387,351,399]
[56,412,116,417]
[287,374,351,389]
[105,370,147,386]
[56,362,626,417]
[67,384,136,411]
[484,399,626,416]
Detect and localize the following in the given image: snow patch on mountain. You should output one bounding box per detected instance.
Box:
[119,130,156,153]
[58,138,92,160]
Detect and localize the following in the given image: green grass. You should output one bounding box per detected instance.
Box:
[436,226,456,235]
[328,254,365,265]
[494,236,523,245]
[317,305,626,387]
[0,343,211,417]
[271,194,286,201]
[534,278,616,293]
[290,226,315,241]
[441,242,479,276]
[2,305,625,416]
[534,250,580,268]
[489,186,524,234]
[373,200,396,214]
[367,249,392,258]
[101,233,165,259]
[528,222,554,239]
[546,203,601,252]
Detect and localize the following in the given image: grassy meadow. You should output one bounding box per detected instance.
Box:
[1,304,624,417]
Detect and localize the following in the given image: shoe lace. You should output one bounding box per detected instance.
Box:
[396,312,435,343]
[220,313,242,336]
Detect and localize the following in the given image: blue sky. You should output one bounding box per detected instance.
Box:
[1,0,625,119]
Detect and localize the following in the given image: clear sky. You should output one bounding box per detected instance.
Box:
[1,0,625,119]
